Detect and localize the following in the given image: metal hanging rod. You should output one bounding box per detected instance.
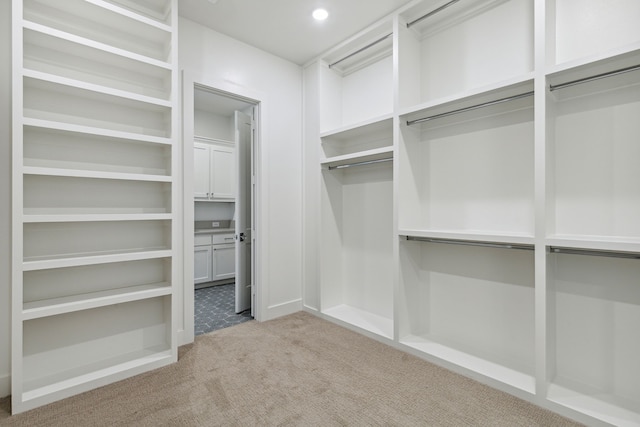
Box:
[406,91,534,126]
[549,246,640,259]
[327,157,392,170]
[405,235,534,251]
[549,64,640,92]
[329,33,393,69]
[407,0,461,28]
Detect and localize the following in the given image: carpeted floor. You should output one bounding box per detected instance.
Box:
[0,311,583,426]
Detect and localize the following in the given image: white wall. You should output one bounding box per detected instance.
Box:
[179,17,303,319]
[0,0,11,398]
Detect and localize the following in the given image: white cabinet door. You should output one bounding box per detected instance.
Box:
[211,145,235,200]
[193,143,211,200]
[194,245,212,284]
[212,244,235,280]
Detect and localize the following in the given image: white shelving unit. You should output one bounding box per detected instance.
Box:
[318,21,394,133]
[306,0,640,425]
[11,0,178,413]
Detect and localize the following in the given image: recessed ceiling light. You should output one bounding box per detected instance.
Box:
[312,8,329,21]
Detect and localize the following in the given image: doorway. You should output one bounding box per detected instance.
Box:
[182,75,261,343]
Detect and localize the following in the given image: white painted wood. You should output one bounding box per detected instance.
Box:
[319,20,394,132]
[193,142,210,200]
[398,0,534,109]
[551,0,640,67]
[213,244,235,281]
[210,145,235,200]
[193,245,212,284]
[307,2,640,424]
[11,0,179,413]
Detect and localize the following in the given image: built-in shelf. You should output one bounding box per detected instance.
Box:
[400,336,536,394]
[23,117,173,146]
[22,249,173,271]
[323,305,393,340]
[23,166,171,182]
[22,282,172,320]
[24,0,172,62]
[22,347,173,406]
[321,146,393,169]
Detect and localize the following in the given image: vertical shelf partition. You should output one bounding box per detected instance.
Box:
[308,0,640,425]
[11,0,179,413]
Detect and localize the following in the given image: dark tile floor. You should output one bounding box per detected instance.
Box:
[194,283,253,336]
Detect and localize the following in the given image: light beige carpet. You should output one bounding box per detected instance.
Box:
[0,311,582,426]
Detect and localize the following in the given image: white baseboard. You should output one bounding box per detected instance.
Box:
[263,298,302,321]
[0,372,9,398]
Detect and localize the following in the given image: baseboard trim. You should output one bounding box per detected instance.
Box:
[264,299,302,321]
[0,372,10,398]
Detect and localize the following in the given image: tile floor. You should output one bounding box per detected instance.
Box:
[194,283,253,336]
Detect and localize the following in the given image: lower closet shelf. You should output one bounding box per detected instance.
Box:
[400,336,535,394]
[323,304,393,339]
[21,346,173,404]
[547,383,640,427]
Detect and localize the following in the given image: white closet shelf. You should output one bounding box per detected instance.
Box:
[23,69,172,108]
[548,41,640,79]
[320,114,393,140]
[23,213,172,223]
[24,118,173,146]
[547,383,640,427]
[400,335,536,394]
[102,0,172,26]
[547,44,640,97]
[85,0,173,33]
[21,346,173,406]
[322,305,393,340]
[23,21,172,70]
[22,282,172,320]
[24,0,172,59]
[23,166,172,183]
[400,229,535,246]
[23,249,173,272]
[400,74,535,126]
[546,235,640,254]
[321,147,393,169]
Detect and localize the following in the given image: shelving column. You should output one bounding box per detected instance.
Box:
[11,0,179,413]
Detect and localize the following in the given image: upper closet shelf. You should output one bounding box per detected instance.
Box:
[24,0,173,62]
[23,21,172,70]
[22,166,172,183]
[23,69,172,108]
[101,0,172,26]
[400,74,535,127]
[23,249,173,272]
[320,114,393,140]
[23,118,173,146]
[547,45,640,97]
[321,147,393,170]
[85,0,172,32]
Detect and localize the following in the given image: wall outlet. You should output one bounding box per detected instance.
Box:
[211,221,220,228]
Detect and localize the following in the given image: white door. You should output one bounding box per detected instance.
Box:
[235,111,252,313]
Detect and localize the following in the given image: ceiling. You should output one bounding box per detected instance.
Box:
[178,0,414,65]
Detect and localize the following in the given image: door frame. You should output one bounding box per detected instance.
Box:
[180,70,265,345]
